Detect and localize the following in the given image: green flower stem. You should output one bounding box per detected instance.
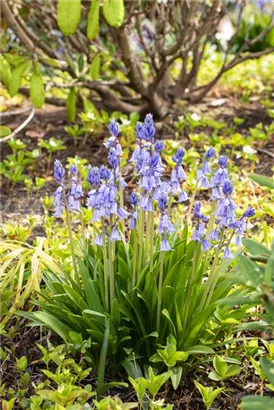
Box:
[149,211,154,272]
[132,228,138,287]
[119,184,125,232]
[200,228,225,310]
[207,199,217,235]
[156,251,164,335]
[80,210,86,252]
[101,217,109,312]
[187,182,198,223]
[64,203,80,288]
[145,211,151,263]
[167,195,173,217]
[182,245,198,336]
[138,209,144,275]
[109,215,115,311]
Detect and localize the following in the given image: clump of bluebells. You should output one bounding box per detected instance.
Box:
[31,114,258,378]
[53,114,254,261]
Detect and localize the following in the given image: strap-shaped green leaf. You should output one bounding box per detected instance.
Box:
[0,56,11,87]
[87,0,100,40]
[249,172,274,189]
[89,54,101,80]
[30,63,45,108]
[8,60,32,97]
[103,0,124,28]
[66,87,77,122]
[57,0,82,35]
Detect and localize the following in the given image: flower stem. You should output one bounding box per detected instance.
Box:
[187,182,198,223]
[64,205,80,287]
[156,252,164,335]
[109,215,115,311]
[207,199,217,235]
[132,228,137,287]
[80,210,86,252]
[199,228,224,311]
[138,209,144,275]
[182,245,198,336]
[101,217,109,312]
[149,211,154,272]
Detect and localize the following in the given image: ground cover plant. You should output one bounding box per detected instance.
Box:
[1,1,274,409]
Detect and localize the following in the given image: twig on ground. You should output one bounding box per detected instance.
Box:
[1,107,35,142]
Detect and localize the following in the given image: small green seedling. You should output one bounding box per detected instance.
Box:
[194,381,225,410]
[208,355,241,381]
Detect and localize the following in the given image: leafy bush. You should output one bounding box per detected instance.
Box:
[1,1,274,116]
[20,115,256,389]
[232,9,274,53]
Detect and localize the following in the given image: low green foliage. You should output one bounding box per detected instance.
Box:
[194,381,224,410]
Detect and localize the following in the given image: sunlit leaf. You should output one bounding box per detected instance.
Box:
[87,0,100,40]
[103,0,124,28]
[57,0,82,35]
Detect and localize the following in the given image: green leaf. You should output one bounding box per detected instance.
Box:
[8,60,32,97]
[265,256,274,284]
[194,381,224,410]
[87,0,100,40]
[237,254,261,287]
[0,56,11,87]
[89,54,101,80]
[57,0,82,35]
[97,319,109,394]
[66,88,77,122]
[213,355,228,377]
[33,311,71,340]
[260,357,274,384]
[103,0,124,28]
[186,346,214,354]
[171,366,183,390]
[249,173,274,189]
[0,126,11,138]
[16,356,28,372]
[240,395,274,410]
[30,63,45,108]
[242,239,271,257]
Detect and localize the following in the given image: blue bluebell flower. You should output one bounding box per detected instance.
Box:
[193,202,208,222]
[243,206,255,218]
[208,228,219,241]
[108,147,120,169]
[94,234,103,246]
[217,180,236,226]
[158,194,173,251]
[201,239,211,252]
[88,166,101,185]
[100,166,111,181]
[53,186,64,217]
[170,148,188,201]
[108,118,120,137]
[210,155,229,200]
[160,237,171,252]
[110,227,121,242]
[70,164,78,176]
[205,147,215,160]
[130,191,138,206]
[54,160,65,183]
[223,247,233,259]
[67,165,84,212]
[197,147,215,188]
[155,140,164,153]
[130,211,138,230]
